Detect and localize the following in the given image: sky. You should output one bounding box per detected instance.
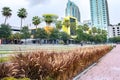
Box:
[0,0,120,28]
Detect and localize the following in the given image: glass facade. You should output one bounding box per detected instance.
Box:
[65,0,81,22]
[90,0,109,30]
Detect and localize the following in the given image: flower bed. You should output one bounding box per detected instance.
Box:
[0,45,112,80]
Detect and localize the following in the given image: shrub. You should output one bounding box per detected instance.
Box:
[10,45,112,80]
[0,63,18,79]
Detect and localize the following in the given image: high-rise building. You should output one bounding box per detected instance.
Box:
[65,0,81,22]
[90,0,109,30]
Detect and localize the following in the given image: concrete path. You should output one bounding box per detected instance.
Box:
[78,44,120,80]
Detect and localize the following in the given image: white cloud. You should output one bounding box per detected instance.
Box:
[27,0,50,6]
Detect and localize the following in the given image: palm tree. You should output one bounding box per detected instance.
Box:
[17,8,27,29]
[43,14,58,26]
[32,16,41,31]
[1,7,12,24]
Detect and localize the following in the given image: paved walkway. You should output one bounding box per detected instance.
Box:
[78,44,120,80]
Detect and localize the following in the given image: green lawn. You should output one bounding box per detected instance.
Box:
[0,44,80,53]
[0,51,13,54]
[0,57,10,63]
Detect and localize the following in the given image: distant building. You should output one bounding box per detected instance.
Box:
[65,0,81,22]
[62,16,77,38]
[90,0,109,30]
[108,25,120,38]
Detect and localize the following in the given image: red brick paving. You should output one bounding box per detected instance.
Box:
[78,44,120,80]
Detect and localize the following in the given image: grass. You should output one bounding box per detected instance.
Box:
[0,51,13,54]
[1,77,30,80]
[0,57,10,63]
[0,44,79,54]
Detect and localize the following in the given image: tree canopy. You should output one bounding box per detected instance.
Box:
[17,8,27,28]
[21,26,30,39]
[32,16,41,30]
[0,24,11,39]
[1,7,12,24]
[43,14,58,26]
[34,28,48,39]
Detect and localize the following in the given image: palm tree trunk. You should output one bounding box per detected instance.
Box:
[21,18,22,28]
[4,17,7,24]
[36,25,37,31]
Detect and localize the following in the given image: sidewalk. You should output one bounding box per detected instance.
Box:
[78,44,120,80]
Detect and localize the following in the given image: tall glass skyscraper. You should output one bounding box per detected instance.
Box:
[65,0,81,22]
[90,0,109,30]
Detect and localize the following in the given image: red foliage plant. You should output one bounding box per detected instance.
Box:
[1,45,112,80]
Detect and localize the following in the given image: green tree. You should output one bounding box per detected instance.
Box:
[92,34,107,44]
[43,14,58,26]
[59,32,70,44]
[76,28,84,42]
[88,34,94,43]
[97,28,102,34]
[17,8,27,29]
[109,37,120,43]
[1,7,12,24]
[0,24,11,38]
[102,30,107,35]
[76,26,91,43]
[55,20,62,30]
[34,28,48,39]
[13,33,21,40]
[32,16,41,31]
[70,22,77,35]
[77,25,83,29]
[34,28,48,44]
[0,24,12,44]
[83,24,89,32]
[94,35,102,43]
[89,30,92,35]
[92,27,97,35]
[9,33,21,44]
[21,26,30,44]
[63,19,70,28]
[49,28,59,40]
